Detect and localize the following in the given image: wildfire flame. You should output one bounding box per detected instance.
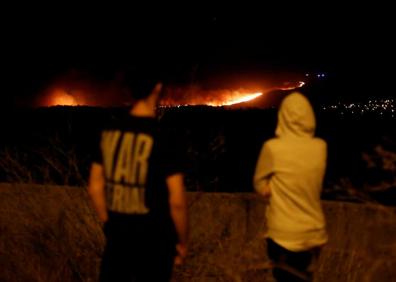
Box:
[47,89,79,106]
[161,80,305,108]
[279,81,305,91]
[39,76,305,108]
[207,92,263,106]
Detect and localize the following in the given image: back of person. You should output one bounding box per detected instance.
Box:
[88,68,188,282]
[254,92,327,281]
[264,136,327,251]
[93,114,180,281]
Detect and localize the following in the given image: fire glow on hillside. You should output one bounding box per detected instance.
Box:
[206,92,263,106]
[40,75,305,108]
[47,89,79,106]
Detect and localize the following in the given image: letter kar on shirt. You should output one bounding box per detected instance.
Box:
[101,130,153,214]
[92,116,184,215]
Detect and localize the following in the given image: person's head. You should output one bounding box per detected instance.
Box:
[275,92,316,138]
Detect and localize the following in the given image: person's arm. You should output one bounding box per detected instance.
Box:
[253,143,273,197]
[167,173,188,265]
[88,163,108,223]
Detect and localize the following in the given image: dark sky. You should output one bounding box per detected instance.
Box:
[2,3,394,107]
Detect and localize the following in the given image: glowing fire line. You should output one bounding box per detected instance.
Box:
[208,92,263,106]
[279,81,305,91]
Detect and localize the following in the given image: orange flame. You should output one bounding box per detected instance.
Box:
[207,92,263,106]
[47,89,79,106]
[279,81,305,91]
[40,78,305,107]
[161,87,266,108]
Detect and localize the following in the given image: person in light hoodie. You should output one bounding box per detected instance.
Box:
[254,92,328,282]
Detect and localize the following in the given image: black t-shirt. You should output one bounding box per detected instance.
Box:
[93,113,185,244]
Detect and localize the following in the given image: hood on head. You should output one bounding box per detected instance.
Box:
[275,92,316,138]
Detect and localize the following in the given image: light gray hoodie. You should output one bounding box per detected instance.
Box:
[254,92,328,251]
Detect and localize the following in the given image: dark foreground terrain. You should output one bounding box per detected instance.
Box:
[0,105,395,204]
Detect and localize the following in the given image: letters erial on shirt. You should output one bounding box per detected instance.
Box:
[102,130,153,214]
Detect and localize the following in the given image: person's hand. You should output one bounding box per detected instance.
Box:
[174,243,188,265]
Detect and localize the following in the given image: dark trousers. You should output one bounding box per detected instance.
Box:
[267,239,320,282]
[99,220,175,282]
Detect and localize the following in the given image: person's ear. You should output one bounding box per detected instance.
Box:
[154,82,163,95]
[150,82,163,101]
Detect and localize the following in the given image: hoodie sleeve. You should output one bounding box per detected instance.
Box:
[253,142,274,196]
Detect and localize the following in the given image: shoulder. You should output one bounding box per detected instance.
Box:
[265,137,279,146]
[260,138,279,154]
[313,137,327,148]
[263,137,282,149]
[312,138,327,157]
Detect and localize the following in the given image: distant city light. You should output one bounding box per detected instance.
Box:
[313,73,327,79]
[322,98,395,117]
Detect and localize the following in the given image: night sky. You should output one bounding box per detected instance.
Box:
[2,4,394,107]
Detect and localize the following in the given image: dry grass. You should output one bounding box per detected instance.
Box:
[0,185,395,281]
[176,193,396,282]
[0,137,87,186]
[0,184,104,282]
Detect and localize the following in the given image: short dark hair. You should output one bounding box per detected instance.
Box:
[122,64,164,100]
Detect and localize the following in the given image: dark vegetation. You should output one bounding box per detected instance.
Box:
[0,105,395,205]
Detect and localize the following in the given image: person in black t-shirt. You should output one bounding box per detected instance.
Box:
[88,67,188,282]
